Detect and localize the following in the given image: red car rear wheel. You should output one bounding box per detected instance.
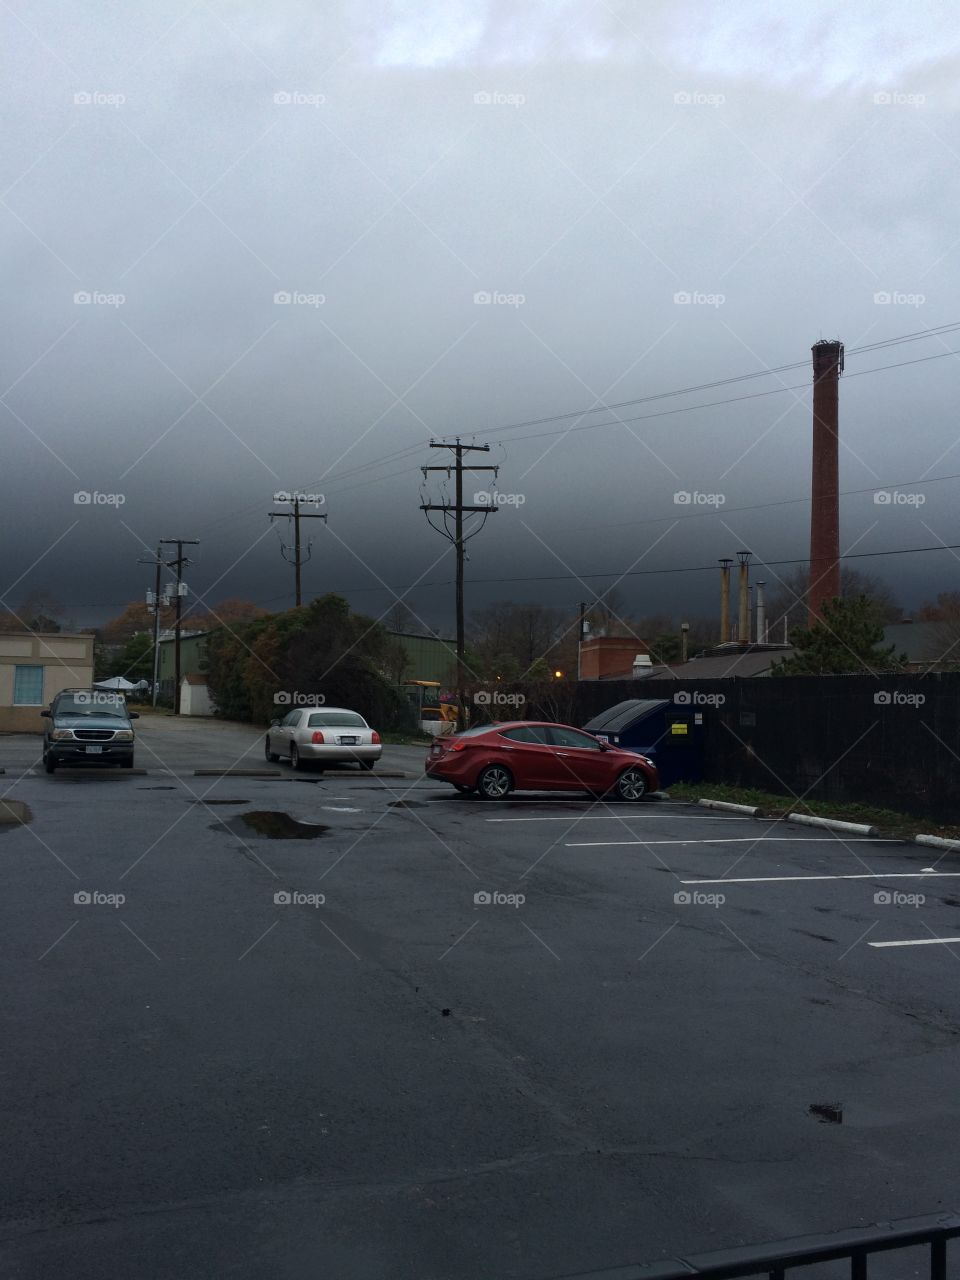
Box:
[475,765,513,800]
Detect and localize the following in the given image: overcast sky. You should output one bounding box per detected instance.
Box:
[5,0,960,634]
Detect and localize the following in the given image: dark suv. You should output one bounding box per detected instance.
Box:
[41,689,139,773]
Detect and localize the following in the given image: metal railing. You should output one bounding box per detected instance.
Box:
[555,1212,960,1279]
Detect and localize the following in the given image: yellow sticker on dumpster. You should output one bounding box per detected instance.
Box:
[671,723,688,735]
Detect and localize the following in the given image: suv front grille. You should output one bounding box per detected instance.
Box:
[73,730,116,741]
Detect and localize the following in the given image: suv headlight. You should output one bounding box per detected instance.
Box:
[50,729,75,740]
[113,730,134,741]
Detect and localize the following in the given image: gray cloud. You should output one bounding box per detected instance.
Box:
[5,1,960,630]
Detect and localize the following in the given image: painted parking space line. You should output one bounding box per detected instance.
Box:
[869,937,960,948]
[567,837,902,849]
[488,815,753,824]
[681,871,960,885]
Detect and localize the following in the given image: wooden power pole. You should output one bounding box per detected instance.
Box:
[270,494,327,607]
[421,440,499,728]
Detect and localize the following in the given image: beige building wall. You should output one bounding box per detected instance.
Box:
[0,633,95,732]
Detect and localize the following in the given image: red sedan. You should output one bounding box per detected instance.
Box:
[424,721,658,800]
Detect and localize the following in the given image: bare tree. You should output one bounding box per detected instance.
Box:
[765,566,901,635]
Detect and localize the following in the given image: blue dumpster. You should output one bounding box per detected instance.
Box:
[581,698,705,787]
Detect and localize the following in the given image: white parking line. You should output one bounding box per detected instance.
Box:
[869,937,960,948]
[488,815,752,824]
[567,837,902,849]
[682,872,960,885]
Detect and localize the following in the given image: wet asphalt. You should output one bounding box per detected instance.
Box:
[1,718,959,1279]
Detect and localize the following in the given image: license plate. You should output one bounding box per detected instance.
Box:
[339,736,358,745]
[85,744,103,754]
[431,744,441,754]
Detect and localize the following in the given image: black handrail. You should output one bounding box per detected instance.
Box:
[552,1211,960,1279]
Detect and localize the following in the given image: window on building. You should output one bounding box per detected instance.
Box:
[13,665,44,705]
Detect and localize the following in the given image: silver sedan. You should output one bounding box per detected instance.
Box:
[265,707,382,771]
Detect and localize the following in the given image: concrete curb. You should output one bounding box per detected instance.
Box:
[55,769,150,778]
[786,812,878,837]
[914,833,960,853]
[194,769,283,777]
[697,799,760,816]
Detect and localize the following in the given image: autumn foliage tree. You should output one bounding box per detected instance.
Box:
[204,593,409,729]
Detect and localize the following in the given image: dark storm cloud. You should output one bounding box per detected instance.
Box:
[5,0,960,630]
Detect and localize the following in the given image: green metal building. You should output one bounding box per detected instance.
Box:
[156,628,456,703]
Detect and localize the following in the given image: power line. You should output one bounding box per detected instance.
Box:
[192,321,960,539]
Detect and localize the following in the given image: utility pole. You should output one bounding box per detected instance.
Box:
[138,547,164,707]
[577,601,589,680]
[421,439,499,728]
[736,550,751,646]
[160,539,199,715]
[270,493,327,606]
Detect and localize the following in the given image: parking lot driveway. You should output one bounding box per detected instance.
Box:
[2,772,960,1280]
[0,713,425,778]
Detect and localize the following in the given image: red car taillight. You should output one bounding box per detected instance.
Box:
[371,731,380,744]
[448,739,468,751]
[311,731,325,744]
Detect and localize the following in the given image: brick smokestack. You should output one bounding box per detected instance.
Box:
[808,339,843,623]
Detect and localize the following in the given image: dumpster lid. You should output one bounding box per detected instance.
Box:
[582,698,671,734]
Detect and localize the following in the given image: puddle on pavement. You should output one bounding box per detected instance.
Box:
[809,1102,843,1124]
[389,800,424,809]
[139,786,177,791]
[212,810,330,839]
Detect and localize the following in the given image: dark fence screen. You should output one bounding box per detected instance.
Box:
[562,673,960,822]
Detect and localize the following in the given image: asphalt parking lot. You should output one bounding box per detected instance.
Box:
[1,718,959,1279]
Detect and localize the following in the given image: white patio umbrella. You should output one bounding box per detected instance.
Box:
[93,676,137,690]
